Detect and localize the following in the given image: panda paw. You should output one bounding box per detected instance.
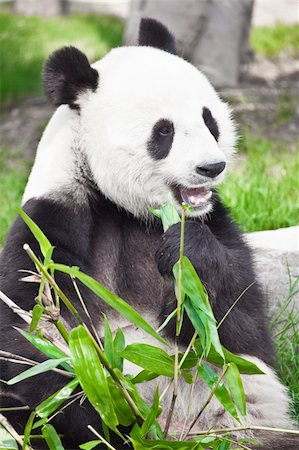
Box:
[155,221,210,276]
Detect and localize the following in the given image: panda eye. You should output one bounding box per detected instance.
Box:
[158,125,172,136]
[147,119,175,160]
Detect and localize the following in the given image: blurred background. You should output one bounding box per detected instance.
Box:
[0,0,298,420]
[0,0,298,243]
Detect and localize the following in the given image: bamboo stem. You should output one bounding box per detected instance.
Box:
[23,244,83,325]
[184,364,229,438]
[0,291,70,355]
[71,276,104,351]
[88,425,117,450]
[187,425,299,437]
[55,319,69,344]
[164,206,186,437]
[0,413,35,450]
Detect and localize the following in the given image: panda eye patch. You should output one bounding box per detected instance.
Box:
[202,107,219,141]
[147,119,174,160]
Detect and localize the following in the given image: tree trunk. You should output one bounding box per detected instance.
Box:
[13,0,69,17]
[124,0,254,87]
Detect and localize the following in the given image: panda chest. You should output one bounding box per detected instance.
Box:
[92,220,167,317]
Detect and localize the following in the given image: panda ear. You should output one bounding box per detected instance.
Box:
[138,18,176,55]
[43,46,99,108]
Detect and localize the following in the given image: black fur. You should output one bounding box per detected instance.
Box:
[138,18,176,55]
[43,46,99,109]
[0,188,275,448]
[147,118,175,160]
[202,106,220,141]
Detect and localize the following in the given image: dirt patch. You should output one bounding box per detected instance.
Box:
[221,53,299,148]
[0,97,54,162]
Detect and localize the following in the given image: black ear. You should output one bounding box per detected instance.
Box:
[43,46,99,109]
[138,18,176,55]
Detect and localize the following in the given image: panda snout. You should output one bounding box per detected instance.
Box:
[195,161,226,178]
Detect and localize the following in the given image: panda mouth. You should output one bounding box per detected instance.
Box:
[172,185,213,209]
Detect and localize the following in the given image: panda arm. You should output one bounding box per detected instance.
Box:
[0,197,95,315]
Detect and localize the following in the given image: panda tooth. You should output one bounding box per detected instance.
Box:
[205,190,212,200]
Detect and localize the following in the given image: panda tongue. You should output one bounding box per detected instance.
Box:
[180,187,212,207]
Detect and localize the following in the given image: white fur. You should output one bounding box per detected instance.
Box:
[127,346,294,435]
[105,319,294,435]
[22,106,78,204]
[23,46,236,218]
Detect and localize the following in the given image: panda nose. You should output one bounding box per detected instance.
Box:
[196,161,226,178]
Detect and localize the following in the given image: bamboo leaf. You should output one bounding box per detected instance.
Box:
[18,207,54,259]
[113,328,125,372]
[121,344,174,377]
[79,441,101,450]
[174,257,214,319]
[218,439,231,450]
[194,340,264,375]
[132,370,159,384]
[197,364,240,422]
[69,326,119,430]
[131,438,205,449]
[22,411,35,449]
[140,388,161,438]
[200,312,224,360]
[30,304,44,332]
[6,357,70,385]
[114,369,150,418]
[178,352,198,369]
[51,263,168,347]
[182,370,193,384]
[107,377,135,427]
[184,298,208,353]
[149,198,180,232]
[16,328,72,372]
[175,257,224,359]
[225,363,246,416]
[36,378,79,418]
[42,424,64,450]
[103,315,114,368]
[0,425,18,450]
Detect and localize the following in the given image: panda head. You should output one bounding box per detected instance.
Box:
[42,18,236,219]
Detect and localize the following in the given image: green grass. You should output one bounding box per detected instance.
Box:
[251,23,299,58]
[219,133,299,232]
[276,92,297,125]
[0,12,124,106]
[270,275,299,422]
[0,148,31,245]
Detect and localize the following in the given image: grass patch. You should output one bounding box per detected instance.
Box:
[271,275,299,422]
[0,148,31,245]
[0,12,124,106]
[251,23,299,58]
[219,133,299,232]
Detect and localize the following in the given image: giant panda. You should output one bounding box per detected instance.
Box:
[0,18,296,450]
